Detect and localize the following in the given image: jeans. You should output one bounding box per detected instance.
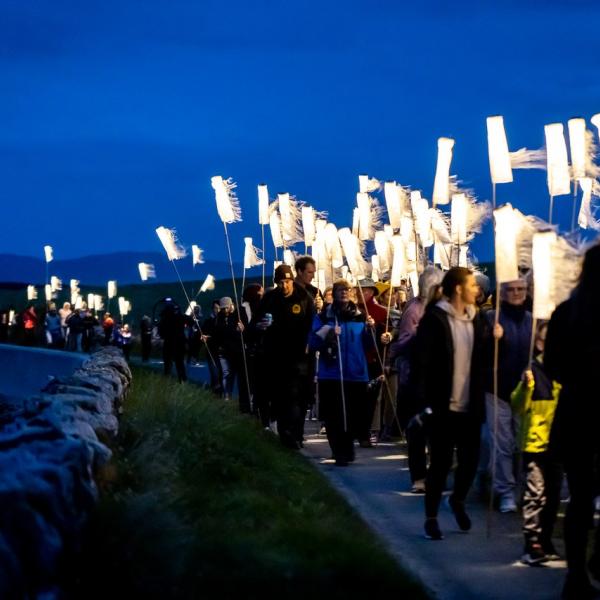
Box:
[485,393,519,499]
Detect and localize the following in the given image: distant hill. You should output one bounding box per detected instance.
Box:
[0,252,244,286]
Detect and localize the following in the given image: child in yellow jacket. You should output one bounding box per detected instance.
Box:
[511,322,563,565]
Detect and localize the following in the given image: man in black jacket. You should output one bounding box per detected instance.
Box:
[253,264,315,448]
[413,267,488,540]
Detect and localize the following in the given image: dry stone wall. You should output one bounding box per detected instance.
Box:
[0,347,130,599]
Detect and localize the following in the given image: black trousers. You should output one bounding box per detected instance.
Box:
[407,424,428,483]
[425,412,481,518]
[163,342,187,382]
[141,333,152,362]
[254,356,310,444]
[563,445,600,577]
[319,380,366,461]
[356,362,380,441]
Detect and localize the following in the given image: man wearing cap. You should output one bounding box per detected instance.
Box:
[252,264,315,448]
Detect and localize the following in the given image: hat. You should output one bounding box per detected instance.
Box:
[375,281,391,297]
[219,296,233,309]
[358,277,379,295]
[274,264,294,283]
[475,272,491,296]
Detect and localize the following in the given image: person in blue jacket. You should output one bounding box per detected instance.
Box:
[310,278,388,466]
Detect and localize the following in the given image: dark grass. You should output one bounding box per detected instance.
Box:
[72,367,428,599]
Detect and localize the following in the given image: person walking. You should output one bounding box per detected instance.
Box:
[215,296,251,413]
[389,266,443,493]
[115,323,133,361]
[511,322,563,565]
[253,264,314,447]
[44,304,63,348]
[484,278,533,513]
[545,244,600,599]
[158,299,187,383]
[309,279,380,466]
[412,267,488,540]
[140,315,153,362]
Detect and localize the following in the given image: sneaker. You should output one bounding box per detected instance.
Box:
[411,479,426,494]
[521,541,547,565]
[499,495,518,513]
[424,518,443,540]
[447,495,471,531]
[542,541,562,561]
[319,425,327,435]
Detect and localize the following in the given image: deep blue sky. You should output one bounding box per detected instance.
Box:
[2,0,599,264]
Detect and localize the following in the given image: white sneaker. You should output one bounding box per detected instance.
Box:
[499,495,518,513]
[411,479,426,494]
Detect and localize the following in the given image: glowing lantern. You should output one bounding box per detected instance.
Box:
[486,116,513,184]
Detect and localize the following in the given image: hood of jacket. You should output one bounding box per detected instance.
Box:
[436,299,476,322]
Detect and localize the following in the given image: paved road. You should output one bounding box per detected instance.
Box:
[301,423,567,600]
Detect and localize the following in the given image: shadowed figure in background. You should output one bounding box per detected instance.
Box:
[545,244,600,600]
[158,299,187,383]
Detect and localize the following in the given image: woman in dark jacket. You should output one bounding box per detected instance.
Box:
[412,267,488,540]
[545,244,600,599]
[309,279,377,466]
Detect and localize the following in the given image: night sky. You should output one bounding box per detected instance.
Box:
[2,0,600,265]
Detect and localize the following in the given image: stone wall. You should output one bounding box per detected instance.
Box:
[0,346,130,599]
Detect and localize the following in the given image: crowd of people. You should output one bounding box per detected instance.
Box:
[195,249,599,600]
[0,301,135,357]
[2,246,599,598]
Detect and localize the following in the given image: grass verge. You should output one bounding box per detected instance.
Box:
[73,366,428,599]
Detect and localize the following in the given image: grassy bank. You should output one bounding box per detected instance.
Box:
[74,367,427,599]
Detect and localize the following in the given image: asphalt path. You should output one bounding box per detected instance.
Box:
[301,421,567,600]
